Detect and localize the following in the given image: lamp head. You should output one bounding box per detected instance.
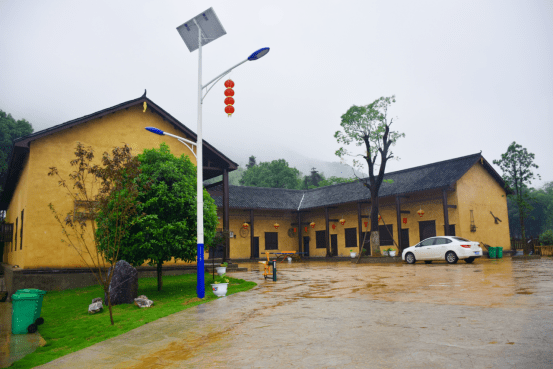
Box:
[248,47,270,61]
[145,127,165,135]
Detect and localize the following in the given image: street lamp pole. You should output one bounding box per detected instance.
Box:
[195,19,205,299]
[146,8,269,299]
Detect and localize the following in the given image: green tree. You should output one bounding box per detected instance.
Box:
[335,95,404,257]
[97,143,218,292]
[493,142,541,254]
[0,110,34,187]
[48,143,144,325]
[239,158,301,189]
[246,155,256,170]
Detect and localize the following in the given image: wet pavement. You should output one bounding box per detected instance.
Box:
[17,258,553,368]
[0,299,47,368]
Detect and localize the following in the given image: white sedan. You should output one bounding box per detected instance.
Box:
[402,236,482,264]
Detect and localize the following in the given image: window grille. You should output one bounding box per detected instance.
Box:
[0,223,13,243]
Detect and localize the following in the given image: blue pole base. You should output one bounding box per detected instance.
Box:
[197,243,205,298]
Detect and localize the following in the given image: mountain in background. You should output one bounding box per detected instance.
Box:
[206,143,365,185]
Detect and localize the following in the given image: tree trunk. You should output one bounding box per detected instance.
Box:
[519,209,528,255]
[157,262,163,291]
[370,195,381,255]
[107,290,114,325]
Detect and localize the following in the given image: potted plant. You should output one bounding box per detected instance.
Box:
[211,274,230,297]
[388,248,396,257]
[350,249,357,258]
[216,262,228,276]
[382,248,389,256]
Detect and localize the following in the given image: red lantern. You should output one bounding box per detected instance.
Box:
[417,207,424,218]
[364,221,368,228]
[402,218,407,224]
[224,79,235,117]
[274,222,279,230]
[224,79,235,88]
[242,222,249,229]
[225,105,235,117]
[340,218,346,225]
[332,224,336,230]
[310,221,316,228]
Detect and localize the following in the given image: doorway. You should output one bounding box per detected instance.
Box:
[303,236,310,257]
[331,234,338,256]
[419,220,436,241]
[400,228,410,249]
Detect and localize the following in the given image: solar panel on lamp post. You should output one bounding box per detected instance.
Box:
[144,8,269,299]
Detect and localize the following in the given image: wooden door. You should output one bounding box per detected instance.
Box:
[400,228,410,249]
[419,220,436,242]
[303,236,310,257]
[331,234,338,256]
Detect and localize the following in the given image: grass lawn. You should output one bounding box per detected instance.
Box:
[10,272,256,368]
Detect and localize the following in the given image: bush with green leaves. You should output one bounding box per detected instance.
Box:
[539,230,553,246]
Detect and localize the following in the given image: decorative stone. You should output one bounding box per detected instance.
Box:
[134,295,154,308]
[92,297,102,304]
[88,301,103,314]
[104,260,138,306]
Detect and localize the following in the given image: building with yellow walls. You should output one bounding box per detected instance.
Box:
[0,93,237,271]
[206,154,512,259]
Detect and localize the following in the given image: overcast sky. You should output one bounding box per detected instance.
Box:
[1,0,551,188]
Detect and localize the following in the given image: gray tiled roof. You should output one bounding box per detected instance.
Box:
[208,153,507,211]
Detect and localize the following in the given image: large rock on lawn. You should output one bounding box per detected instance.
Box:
[104,260,138,306]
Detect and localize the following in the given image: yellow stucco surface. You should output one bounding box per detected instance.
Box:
[456,162,511,249]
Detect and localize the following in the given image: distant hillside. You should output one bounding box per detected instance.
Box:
[204,146,365,186]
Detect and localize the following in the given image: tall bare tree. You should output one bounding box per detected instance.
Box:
[48,143,145,325]
[335,95,405,256]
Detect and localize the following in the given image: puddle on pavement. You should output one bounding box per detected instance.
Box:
[113,258,553,369]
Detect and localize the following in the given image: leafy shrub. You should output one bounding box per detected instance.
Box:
[539,230,553,245]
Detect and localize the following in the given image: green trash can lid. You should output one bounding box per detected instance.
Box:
[16,289,46,295]
[11,293,38,300]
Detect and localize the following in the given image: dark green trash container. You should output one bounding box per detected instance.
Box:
[497,247,503,259]
[16,289,46,325]
[488,247,497,258]
[11,293,40,334]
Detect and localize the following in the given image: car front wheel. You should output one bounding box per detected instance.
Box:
[464,257,475,264]
[446,251,458,264]
[405,253,416,264]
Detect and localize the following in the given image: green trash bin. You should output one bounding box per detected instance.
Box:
[11,293,40,334]
[497,247,503,259]
[488,247,497,259]
[15,289,46,325]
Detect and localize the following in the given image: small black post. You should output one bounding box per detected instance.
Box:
[272,261,277,281]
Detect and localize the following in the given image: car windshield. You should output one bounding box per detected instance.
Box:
[451,237,470,242]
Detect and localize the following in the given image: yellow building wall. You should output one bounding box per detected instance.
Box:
[8,104,208,269]
[456,162,511,249]
[225,210,299,259]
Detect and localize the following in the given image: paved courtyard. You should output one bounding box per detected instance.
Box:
[32,258,553,368]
